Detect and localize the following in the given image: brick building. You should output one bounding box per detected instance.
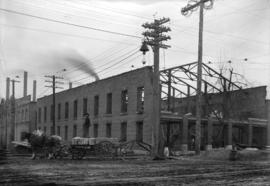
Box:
[14,95,37,141]
[171,86,267,120]
[37,67,154,144]
[1,65,269,151]
[160,86,268,150]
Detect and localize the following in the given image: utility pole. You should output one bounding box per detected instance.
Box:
[9,79,20,148]
[142,17,171,158]
[181,0,214,154]
[45,75,64,135]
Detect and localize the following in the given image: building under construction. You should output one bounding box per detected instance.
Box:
[0,63,269,151]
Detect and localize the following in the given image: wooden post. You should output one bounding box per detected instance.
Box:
[194,2,204,155]
[167,70,172,111]
[248,121,253,147]
[206,116,213,150]
[226,121,233,149]
[181,116,189,152]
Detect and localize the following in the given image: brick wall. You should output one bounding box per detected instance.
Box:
[170,86,267,120]
[37,67,154,144]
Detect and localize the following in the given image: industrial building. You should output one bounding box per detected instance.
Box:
[1,63,269,151]
[0,72,37,149]
[36,67,153,144]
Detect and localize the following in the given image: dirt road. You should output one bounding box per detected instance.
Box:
[0,156,269,186]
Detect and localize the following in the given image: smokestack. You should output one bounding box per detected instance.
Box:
[23,71,28,97]
[33,80,36,102]
[69,82,72,89]
[6,77,10,100]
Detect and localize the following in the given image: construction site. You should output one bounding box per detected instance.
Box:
[0,0,270,185]
[0,62,269,153]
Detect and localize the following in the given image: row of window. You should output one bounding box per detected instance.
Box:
[41,121,144,142]
[16,108,28,122]
[38,87,144,123]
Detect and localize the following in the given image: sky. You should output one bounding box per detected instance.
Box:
[0,0,269,100]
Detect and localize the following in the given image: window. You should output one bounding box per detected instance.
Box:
[83,98,88,115]
[44,126,47,134]
[44,107,47,122]
[50,105,54,121]
[137,87,144,113]
[57,126,60,136]
[106,123,112,138]
[25,109,28,120]
[94,95,99,116]
[57,103,61,120]
[73,100,78,119]
[94,123,98,138]
[22,110,25,121]
[38,108,41,123]
[64,126,68,140]
[106,93,112,114]
[121,90,128,113]
[120,122,127,142]
[136,121,143,142]
[73,125,77,137]
[65,102,69,119]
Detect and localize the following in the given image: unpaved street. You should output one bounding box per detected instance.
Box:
[0,155,270,186]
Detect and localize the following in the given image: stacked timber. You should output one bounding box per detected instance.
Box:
[71,137,118,145]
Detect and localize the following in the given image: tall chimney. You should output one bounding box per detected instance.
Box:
[23,71,28,97]
[69,82,72,89]
[33,80,37,102]
[6,77,10,100]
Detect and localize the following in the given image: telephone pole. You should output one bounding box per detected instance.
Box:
[142,17,171,158]
[45,75,64,135]
[181,0,214,154]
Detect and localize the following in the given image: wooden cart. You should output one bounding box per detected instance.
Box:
[69,137,118,160]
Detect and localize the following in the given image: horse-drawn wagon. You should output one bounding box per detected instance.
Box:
[15,130,151,160]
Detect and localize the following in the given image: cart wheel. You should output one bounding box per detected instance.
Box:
[55,145,69,159]
[77,149,86,160]
[97,141,115,158]
[71,148,79,160]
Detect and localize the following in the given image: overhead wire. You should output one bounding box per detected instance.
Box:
[65,47,140,81]
[0,8,141,39]
[100,53,143,77]
[0,23,138,46]
[61,45,137,77]
[11,0,142,30]
[73,50,140,83]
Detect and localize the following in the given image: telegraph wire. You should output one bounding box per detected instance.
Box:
[69,48,139,82]
[99,53,143,77]
[73,50,140,83]
[64,47,139,80]
[61,0,151,21]
[11,0,141,29]
[0,23,138,45]
[0,8,141,39]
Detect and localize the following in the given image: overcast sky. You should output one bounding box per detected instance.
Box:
[0,0,269,99]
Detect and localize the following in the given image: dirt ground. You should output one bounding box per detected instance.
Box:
[0,152,270,186]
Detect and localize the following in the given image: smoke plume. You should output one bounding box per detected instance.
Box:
[61,48,100,81]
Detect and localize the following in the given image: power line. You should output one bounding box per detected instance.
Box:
[72,49,140,83]
[0,23,138,45]
[11,0,141,30]
[62,0,152,21]
[0,8,141,39]
[99,53,142,77]
[64,47,139,80]
[73,50,140,83]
